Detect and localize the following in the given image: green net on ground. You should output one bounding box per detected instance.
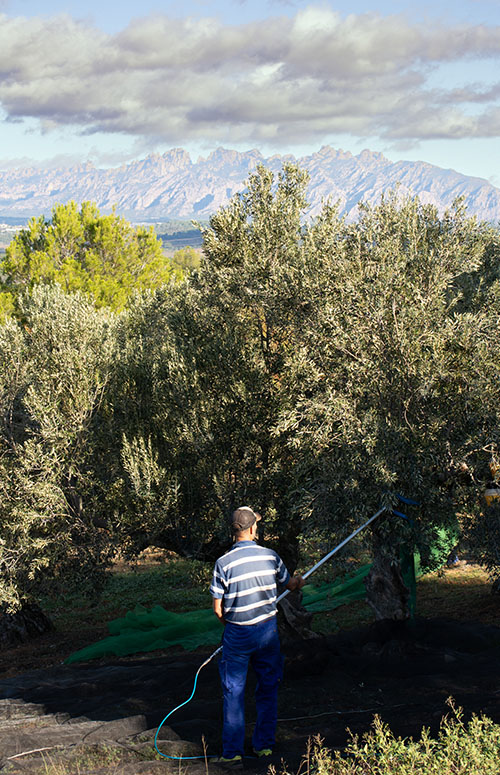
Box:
[66,565,380,664]
[65,606,222,664]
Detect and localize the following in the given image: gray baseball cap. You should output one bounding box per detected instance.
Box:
[231,506,260,531]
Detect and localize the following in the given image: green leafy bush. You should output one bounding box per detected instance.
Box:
[304,703,500,775]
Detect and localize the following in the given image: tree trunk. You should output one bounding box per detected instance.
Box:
[275,513,300,574]
[0,603,54,648]
[365,553,410,621]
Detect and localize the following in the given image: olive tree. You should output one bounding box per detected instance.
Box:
[101,275,271,561]
[0,285,114,644]
[193,163,321,567]
[96,165,318,568]
[277,193,499,617]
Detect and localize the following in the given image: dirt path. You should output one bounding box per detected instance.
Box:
[2,616,500,774]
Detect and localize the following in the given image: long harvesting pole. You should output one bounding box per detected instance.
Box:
[276,506,387,604]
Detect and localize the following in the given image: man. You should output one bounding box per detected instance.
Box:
[210,506,304,767]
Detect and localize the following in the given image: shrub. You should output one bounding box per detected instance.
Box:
[303,702,500,775]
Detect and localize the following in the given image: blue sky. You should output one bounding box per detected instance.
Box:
[1,0,500,184]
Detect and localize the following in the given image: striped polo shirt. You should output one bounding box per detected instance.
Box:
[210,540,290,625]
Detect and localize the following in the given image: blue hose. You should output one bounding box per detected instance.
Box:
[154,646,222,760]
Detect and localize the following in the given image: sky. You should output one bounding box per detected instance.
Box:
[1,0,500,184]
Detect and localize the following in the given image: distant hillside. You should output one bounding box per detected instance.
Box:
[1,146,499,223]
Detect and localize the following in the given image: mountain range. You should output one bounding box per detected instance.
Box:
[1,146,500,223]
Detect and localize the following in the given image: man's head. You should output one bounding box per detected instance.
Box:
[231,506,261,539]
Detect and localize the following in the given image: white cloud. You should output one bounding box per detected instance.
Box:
[0,9,499,147]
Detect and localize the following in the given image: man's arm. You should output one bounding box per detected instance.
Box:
[213,597,225,623]
[286,575,305,592]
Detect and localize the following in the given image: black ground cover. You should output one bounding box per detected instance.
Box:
[1,617,500,773]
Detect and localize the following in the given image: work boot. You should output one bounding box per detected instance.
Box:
[211,754,243,769]
[253,748,273,758]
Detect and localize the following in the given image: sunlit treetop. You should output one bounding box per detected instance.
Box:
[0,200,177,313]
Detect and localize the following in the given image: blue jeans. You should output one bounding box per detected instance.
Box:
[219,616,283,758]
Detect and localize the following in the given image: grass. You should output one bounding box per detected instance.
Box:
[35,742,167,775]
[41,550,213,632]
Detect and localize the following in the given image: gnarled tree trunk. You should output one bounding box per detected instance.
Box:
[365,552,410,621]
[0,603,54,648]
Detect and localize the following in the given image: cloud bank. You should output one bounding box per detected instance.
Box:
[0,7,499,146]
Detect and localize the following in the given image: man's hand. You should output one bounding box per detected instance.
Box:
[286,575,305,592]
[213,597,225,624]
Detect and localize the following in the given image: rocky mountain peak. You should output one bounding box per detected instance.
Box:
[315,146,353,161]
[0,146,499,223]
[203,147,264,171]
[357,149,388,165]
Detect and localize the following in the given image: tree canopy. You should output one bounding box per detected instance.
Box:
[277,192,499,613]
[0,285,114,615]
[0,201,175,313]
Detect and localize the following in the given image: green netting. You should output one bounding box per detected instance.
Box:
[301,565,372,613]
[65,528,458,665]
[65,606,222,664]
[65,565,383,664]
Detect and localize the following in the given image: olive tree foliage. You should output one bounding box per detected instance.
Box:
[195,164,323,566]
[0,285,114,620]
[102,277,272,561]
[105,167,499,598]
[96,165,320,568]
[275,193,499,615]
[1,201,174,312]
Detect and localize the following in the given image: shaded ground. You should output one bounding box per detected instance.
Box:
[2,613,500,774]
[2,564,500,774]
